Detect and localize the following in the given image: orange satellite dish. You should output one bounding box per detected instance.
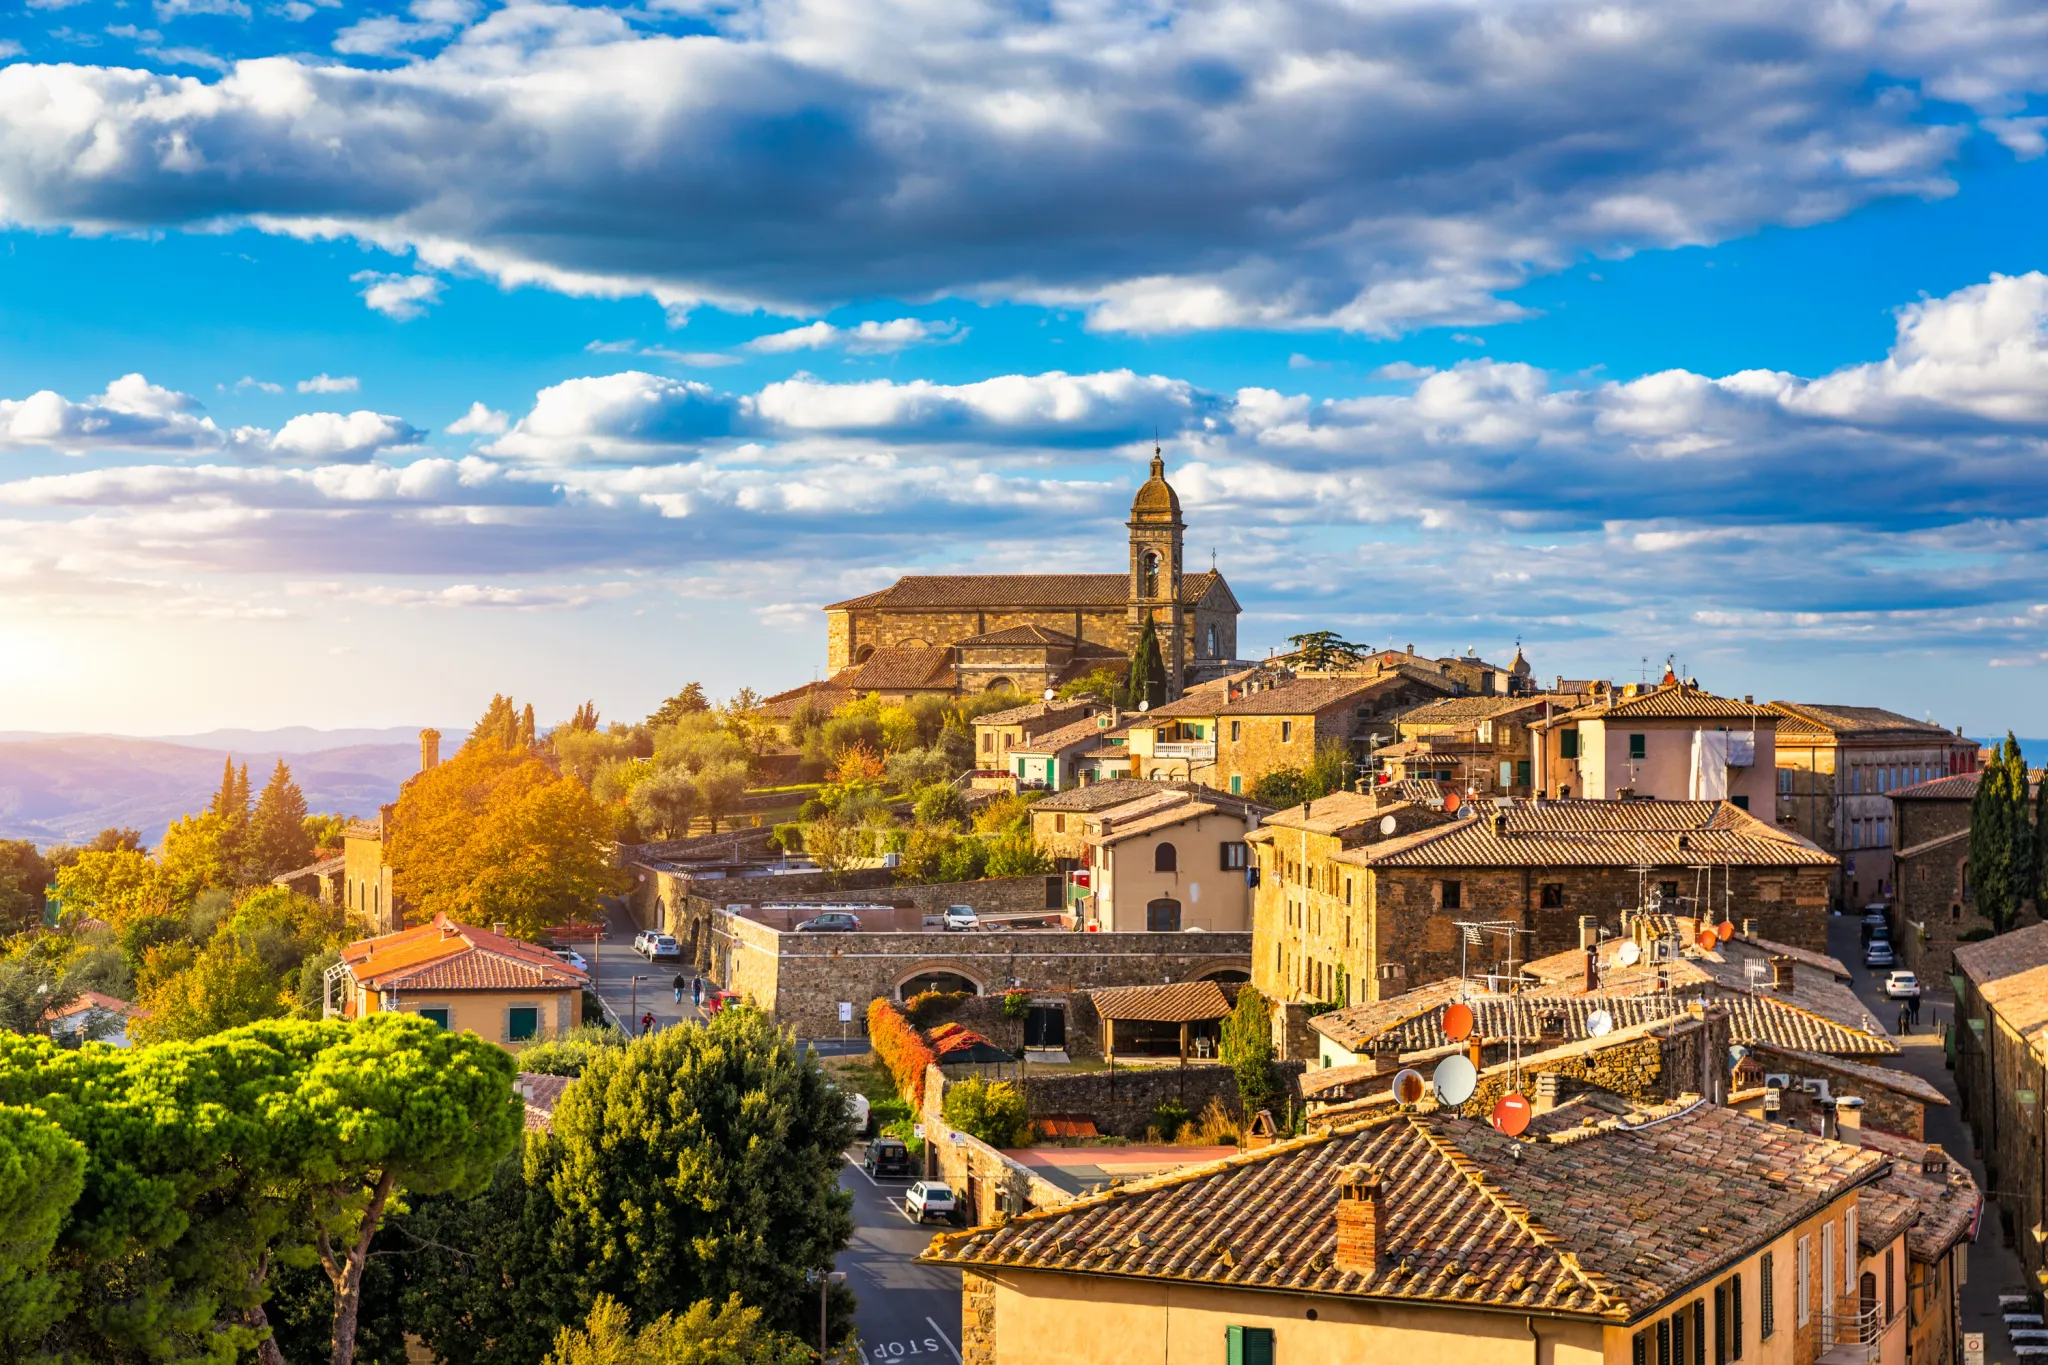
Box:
[1444,791,1462,814]
[1696,928,1719,952]
[1442,1002,1475,1042]
[1391,1068,1427,1105]
[1717,920,1734,942]
[1493,1092,1533,1137]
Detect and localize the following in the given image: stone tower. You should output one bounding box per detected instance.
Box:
[1127,448,1186,699]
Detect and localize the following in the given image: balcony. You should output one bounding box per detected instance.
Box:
[1151,742,1216,762]
[1817,1305,1903,1365]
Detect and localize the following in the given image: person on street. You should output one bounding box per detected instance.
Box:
[673,972,686,1004]
[693,977,703,1006]
[1897,1004,1910,1036]
[640,1010,655,1037]
[1910,994,1922,1026]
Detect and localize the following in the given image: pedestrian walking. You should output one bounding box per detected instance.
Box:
[1910,994,1922,1025]
[673,972,686,1004]
[640,1010,655,1037]
[1896,1004,1910,1035]
[693,977,703,1007]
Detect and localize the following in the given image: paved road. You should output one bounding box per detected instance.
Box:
[589,898,702,1035]
[839,1147,964,1365]
[1824,911,2019,1348]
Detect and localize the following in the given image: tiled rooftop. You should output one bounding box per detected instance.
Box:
[1091,980,1233,1023]
[924,1100,1884,1324]
[1890,772,1984,801]
[1397,694,1572,725]
[1215,676,1390,717]
[1851,1128,1981,1262]
[827,571,1224,611]
[343,914,587,993]
[1955,921,2048,1038]
[1325,799,1835,870]
[1566,682,1775,722]
[838,646,956,692]
[1766,703,1962,741]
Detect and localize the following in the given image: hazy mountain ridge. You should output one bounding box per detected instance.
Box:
[0,735,432,848]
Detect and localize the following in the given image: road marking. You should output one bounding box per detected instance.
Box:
[925,1318,961,1364]
[844,1154,880,1188]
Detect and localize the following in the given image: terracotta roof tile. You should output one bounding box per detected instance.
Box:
[1397,695,1576,725]
[1890,772,1985,801]
[923,1102,1884,1324]
[1851,1129,1980,1261]
[838,646,956,692]
[344,914,587,993]
[956,624,1120,650]
[1954,922,2048,1037]
[1766,703,1963,741]
[1215,677,1391,717]
[1013,718,1120,754]
[1091,981,1233,1023]
[1743,1045,1948,1107]
[519,1072,572,1132]
[1331,799,1835,870]
[271,852,347,884]
[1032,779,1211,811]
[1590,684,1775,721]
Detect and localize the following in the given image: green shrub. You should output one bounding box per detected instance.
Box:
[770,823,805,854]
[904,988,970,1025]
[941,1077,1030,1149]
[1219,988,1277,1118]
[1002,990,1031,1022]
[1152,1100,1191,1142]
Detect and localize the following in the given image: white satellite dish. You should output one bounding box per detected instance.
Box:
[1433,1054,1478,1106]
[1614,940,1642,968]
[1044,687,1057,701]
[1379,815,1397,836]
[1584,1009,1614,1038]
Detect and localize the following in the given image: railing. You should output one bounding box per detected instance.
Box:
[1151,742,1217,761]
[1818,1306,1894,1364]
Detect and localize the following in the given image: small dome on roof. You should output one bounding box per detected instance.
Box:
[1131,449,1182,520]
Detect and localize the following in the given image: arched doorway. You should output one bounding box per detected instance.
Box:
[1146,898,1181,932]
[984,677,1015,693]
[898,970,982,999]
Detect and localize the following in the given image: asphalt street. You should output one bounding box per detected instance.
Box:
[839,1146,964,1365]
[1823,910,2020,1348]
[590,898,701,1035]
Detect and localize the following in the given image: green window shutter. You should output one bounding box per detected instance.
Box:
[1630,733,1647,760]
[1516,760,1531,787]
[1226,1326,1274,1365]
[1560,729,1579,759]
[508,1006,540,1042]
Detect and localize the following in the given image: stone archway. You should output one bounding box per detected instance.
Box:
[985,677,1015,693]
[895,960,987,999]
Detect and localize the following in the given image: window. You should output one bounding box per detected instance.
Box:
[1155,842,1178,873]
[1281,720,1294,743]
[1822,1221,1836,1324]
[1231,721,1241,742]
[1672,1307,1687,1365]
[1221,842,1248,871]
[507,1006,539,1042]
[1731,795,1749,811]
[1516,760,1531,788]
[982,732,993,753]
[1657,1318,1672,1365]
[1054,813,1066,832]
[1540,882,1565,909]
[1141,550,1161,598]
[1206,625,1218,657]
[1230,775,1242,795]
[1778,767,1793,794]
[1730,1273,1744,1359]
[1660,880,1680,904]
[1633,1331,1648,1365]
[1344,877,1353,906]
[1225,1325,1273,1365]
[418,1006,450,1030]
[1714,1284,1728,1365]
[1560,729,1580,759]
[1760,1253,1774,1339]
[1629,733,1647,760]
[1146,898,1181,932]
[1442,879,1462,910]
[1499,760,1513,788]
[1796,1235,1811,1327]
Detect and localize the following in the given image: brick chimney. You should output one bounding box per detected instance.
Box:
[1583,946,1599,993]
[1578,916,1600,950]
[1922,1144,1949,1177]
[1333,1165,1385,1271]
[420,728,442,772]
[1770,955,1796,991]
[1836,1096,1863,1140]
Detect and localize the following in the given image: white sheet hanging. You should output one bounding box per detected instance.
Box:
[1690,730,1730,799]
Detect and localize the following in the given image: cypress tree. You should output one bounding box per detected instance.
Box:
[1126,615,1166,710]
[1970,736,2030,933]
[518,703,537,750]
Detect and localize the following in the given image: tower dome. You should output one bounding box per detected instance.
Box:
[1131,449,1182,521]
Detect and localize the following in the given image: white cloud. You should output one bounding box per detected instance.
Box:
[351,272,444,321]
[154,0,249,17]
[746,318,962,355]
[0,374,418,464]
[265,411,418,463]
[585,339,637,354]
[447,401,509,435]
[234,376,284,394]
[0,2,2036,333]
[488,371,739,462]
[0,42,23,60]
[638,348,744,367]
[296,373,359,394]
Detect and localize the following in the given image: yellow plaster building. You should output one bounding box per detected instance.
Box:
[327,913,587,1052]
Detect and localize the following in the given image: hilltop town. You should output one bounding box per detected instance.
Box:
[0,455,2037,1365]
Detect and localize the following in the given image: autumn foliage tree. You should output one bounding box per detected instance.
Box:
[866,999,937,1109]
[386,739,625,937]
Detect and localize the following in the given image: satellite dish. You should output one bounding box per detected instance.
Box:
[1138,699,1150,712]
[1433,1054,1478,1106]
[1729,1045,1749,1064]
[1380,815,1397,837]
[1717,920,1735,942]
[1442,1002,1476,1042]
[1391,1068,1427,1106]
[1492,1092,1533,1137]
[1044,687,1057,701]
[1696,928,1719,953]
[1444,791,1462,814]
[1584,1009,1614,1038]
[1615,940,1642,968]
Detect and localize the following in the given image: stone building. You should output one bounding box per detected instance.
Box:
[339,728,442,934]
[1953,921,2048,1274]
[1531,677,1779,810]
[1067,786,1268,933]
[1767,702,1978,908]
[822,452,1241,700]
[1248,793,1837,1008]
[1889,770,2025,984]
[1375,692,1574,794]
[1210,675,1433,798]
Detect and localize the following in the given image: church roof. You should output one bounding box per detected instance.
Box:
[825,570,1226,612]
[1130,450,1182,521]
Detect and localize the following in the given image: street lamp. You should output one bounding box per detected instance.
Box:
[808,1269,848,1360]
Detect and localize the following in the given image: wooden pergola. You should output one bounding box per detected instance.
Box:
[1091,981,1234,1063]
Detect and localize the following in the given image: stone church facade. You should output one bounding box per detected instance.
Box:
[822,454,1240,700]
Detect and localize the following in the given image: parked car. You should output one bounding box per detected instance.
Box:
[904,1180,959,1223]
[635,934,679,960]
[632,930,657,955]
[550,947,589,973]
[1864,941,1895,968]
[941,905,979,931]
[795,911,862,932]
[866,1137,913,1179]
[845,1092,871,1135]
[1884,971,1921,1000]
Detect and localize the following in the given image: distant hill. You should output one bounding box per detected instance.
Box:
[0,736,436,848]
[146,725,465,753]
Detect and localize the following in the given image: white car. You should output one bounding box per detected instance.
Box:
[904,1181,958,1224]
[1884,971,1921,1000]
[632,930,657,956]
[941,905,979,931]
[550,947,589,973]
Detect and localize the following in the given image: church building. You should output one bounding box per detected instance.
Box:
[820,453,1240,701]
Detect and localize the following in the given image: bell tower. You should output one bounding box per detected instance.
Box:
[1127,447,1187,699]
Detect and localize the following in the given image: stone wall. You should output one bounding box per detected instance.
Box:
[1895,840,1987,987]
[1747,1044,1928,1140]
[1016,1060,1309,1139]
[960,1272,996,1365]
[705,915,1254,1039]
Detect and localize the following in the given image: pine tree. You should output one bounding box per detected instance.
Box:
[467,695,521,751]
[249,759,315,880]
[519,703,537,749]
[648,684,710,729]
[209,757,239,819]
[1125,615,1166,709]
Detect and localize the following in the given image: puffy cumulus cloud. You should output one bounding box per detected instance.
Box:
[447,401,509,435]
[5,2,2048,332]
[0,373,419,464]
[351,271,444,320]
[488,371,741,462]
[746,318,962,354]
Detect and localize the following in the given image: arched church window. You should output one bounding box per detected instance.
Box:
[1142,550,1161,598]
[854,644,875,664]
[1205,624,1218,658]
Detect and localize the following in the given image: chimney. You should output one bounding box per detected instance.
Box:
[1922,1144,1949,1177]
[1836,1096,1864,1140]
[1770,955,1795,991]
[1467,1035,1483,1071]
[1578,915,1600,950]
[1533,1071,1564,1114]
[1819,1097,1838,1141]
[1333,1165,1385,1272]
[1583,945,1599,993]
[419,728,442,772]
[492,921,510,937]
[1490,812,1507,836]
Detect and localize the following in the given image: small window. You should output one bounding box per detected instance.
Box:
[1540,883,1565,909]
[1221,842,1248,871]
[1795,1236,1810,1327]
[1516,759,1531,788]
[1281,720,1293,743]
[1226,1324,1274,1365]
[1730,1272,1743,1359]
[1629,733,1647,760]
[1155,842,1178,873]
[1559,728,1579,760]
[1760,1253,1774,1339]
[1230,775,1242,795]
[1441,879,1462,910]
[508,1006,540,1042]
[1778,768,1793,794]
[982,732,992,752]
[1731,795,1750,811]
[1230,721,1241,742]
[1660,880,1679,904]
[1344,877,1353,906]
[418,1007,450,1030]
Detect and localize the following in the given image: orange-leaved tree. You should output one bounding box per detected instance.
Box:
[865,998,936,1110]
[385,740,625,938]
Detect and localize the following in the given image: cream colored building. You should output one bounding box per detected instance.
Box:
[1072,788,1264,933]
[1533,678,1779,812]
[326,913,586,1053]
[925,1095,1917,1365]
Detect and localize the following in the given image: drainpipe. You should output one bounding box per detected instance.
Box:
[1525,1315,1541,1365]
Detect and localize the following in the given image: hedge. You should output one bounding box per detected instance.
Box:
[868,998,937,1110]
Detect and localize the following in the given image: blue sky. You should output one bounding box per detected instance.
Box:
[3,0,2048,736]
